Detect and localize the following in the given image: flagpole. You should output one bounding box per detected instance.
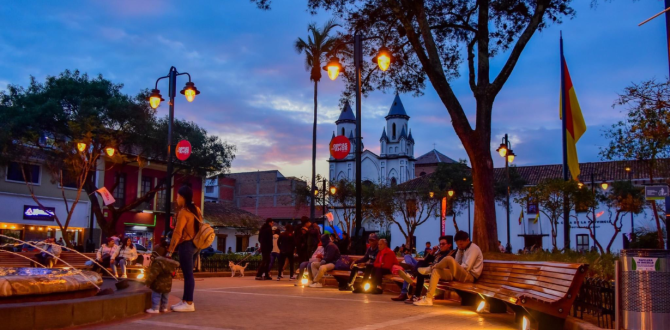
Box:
[560,31,571,251]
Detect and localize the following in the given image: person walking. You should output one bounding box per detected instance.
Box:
[166,186,202,313]
[278,224,296,280]
[295,217,311,263]
[255,218,274,280]
[268,228,281,275]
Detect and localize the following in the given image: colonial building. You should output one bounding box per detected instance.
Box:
[328,93,416,185]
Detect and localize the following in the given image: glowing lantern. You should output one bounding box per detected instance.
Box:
[323,57,343,81]
[180,82,200,102]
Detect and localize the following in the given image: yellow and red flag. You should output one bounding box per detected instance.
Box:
[560,34,587,181]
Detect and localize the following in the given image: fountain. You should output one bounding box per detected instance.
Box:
[0,235,152,329]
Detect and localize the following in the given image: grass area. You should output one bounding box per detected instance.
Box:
[483,251,617,279]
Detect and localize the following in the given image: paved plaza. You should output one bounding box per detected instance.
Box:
[94,277,516,330]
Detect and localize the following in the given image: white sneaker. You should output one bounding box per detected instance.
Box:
[417,267,432,275]
[309,282,323,288]
[172,302,195,312]
[413,296,434,306]
[145,308,160,314]
[170,301,184,310]
[121,274,128,279]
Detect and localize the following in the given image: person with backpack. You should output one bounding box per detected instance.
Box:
[166,186,203,313]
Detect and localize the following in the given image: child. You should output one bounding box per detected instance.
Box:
[144,239,180,313]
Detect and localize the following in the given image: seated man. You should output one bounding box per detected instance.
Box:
[414,231,483,306]
[294,242,323,286]
[367,238,397,294]
[393,236,455,303]
[309,234,341,288]
[88,238,117,272]
[344,233,379,290]
[32,238,62,268]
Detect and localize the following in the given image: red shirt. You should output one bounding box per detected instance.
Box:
[374,247,398,269]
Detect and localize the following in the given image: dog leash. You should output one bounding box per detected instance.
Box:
[234,252,254,266]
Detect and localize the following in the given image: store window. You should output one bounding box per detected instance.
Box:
[576,234,589,252]
[206,186,214,193]
[6,162,40,184]
[60,170,78,189]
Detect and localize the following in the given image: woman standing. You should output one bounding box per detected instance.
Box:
[277,224,295,280]
[166,186,201,313]
[112,237,137,278]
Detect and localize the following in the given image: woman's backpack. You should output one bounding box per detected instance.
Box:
[191,209,215,250]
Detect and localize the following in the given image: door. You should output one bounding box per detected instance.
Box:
[216,234,227,252]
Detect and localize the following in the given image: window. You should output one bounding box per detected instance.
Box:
[6,162,40,184]
[206,186,214,193]
[576,234,589,252]
[392,123,396,139]
[341,128,345,136]
[113,173,126,208]
[59,170,78,189]
[141,176,153,209]
[156,181,166,211]
[391,177,397,187]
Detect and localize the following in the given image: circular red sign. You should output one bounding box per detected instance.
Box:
[175,140,192,161]
[329,135,351,160]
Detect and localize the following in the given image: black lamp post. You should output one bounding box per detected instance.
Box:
[496,134,516,253]
[324,33,393,253]
[147,66,200,236]
[625,167,634,235]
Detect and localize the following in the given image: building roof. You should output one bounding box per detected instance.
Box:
[415,149,457,166]
[204,201,264,228]
[399,126,407,140]
[385,93,410,119]
[408,129,414,143]
[401,158,670,190]
[240,206,326,221]
[336,101,356,124]
[380,127,388,142]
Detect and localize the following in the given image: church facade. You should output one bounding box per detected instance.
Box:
[328,93,416,186]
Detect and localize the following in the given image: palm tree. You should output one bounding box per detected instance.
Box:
[295,19,339,223]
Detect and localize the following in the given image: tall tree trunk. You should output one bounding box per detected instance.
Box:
[310,80,317,223]
[469,141,498,252]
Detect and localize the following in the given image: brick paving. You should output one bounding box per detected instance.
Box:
[94,277,517,330]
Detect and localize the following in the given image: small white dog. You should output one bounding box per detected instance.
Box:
[229,261,249,277]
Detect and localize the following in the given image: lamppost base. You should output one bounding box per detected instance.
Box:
[505,243,512,254]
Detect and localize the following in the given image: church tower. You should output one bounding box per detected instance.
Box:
[383,93,413,158]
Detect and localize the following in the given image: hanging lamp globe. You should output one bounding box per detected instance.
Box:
[323,56,343,81]
[147,89,164,109]
[180,82,200,102]
[372,46,392,71]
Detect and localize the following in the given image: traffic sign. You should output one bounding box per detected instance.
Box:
[175,140,192,161]
[645,186,669,200]
[329,135,351,160]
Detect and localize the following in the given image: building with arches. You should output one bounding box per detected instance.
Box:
[328,93,416,186]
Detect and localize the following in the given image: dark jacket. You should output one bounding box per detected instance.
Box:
[320,234,341,264]
[144,256,180,294]
[258,224,274,253]
[295,227,308,252]
[338,238,350,255]
[278,231,295,254]
[307,225,321,249]
[424,249,455,265]
[354,246,379,265]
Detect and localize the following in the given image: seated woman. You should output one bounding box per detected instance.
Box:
[89,238,117,273]
[112,237,138,278]
[367,238,397,294]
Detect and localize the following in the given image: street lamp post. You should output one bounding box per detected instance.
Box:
[147,66,200,236]
[324,33,393,253]
[625,167,634,235]
[496,134,516,253]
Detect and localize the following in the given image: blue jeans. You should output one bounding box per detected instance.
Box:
[151,291,169,310]
[178,241,197,302]
[401,255,419,295]
[268,252,280,272]
[111,257,126,276]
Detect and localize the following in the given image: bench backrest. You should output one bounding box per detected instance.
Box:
[479,260,588,312]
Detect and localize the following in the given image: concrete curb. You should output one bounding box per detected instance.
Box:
[0,288,151,330]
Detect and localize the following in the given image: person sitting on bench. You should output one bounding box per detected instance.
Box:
[32,238,61,268]
[414,231,483,306]
[344,233,379,290]
[294,242,323,286]
[393,235,455,303]
[367,238,397,294]
[309,234,341,288]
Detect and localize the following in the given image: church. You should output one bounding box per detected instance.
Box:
[328,93,417,186]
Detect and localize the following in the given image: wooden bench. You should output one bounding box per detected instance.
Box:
[325,255,413,292]
[435,260,588,330]
[0,252,144,278]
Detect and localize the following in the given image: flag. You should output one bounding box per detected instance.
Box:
[96,187,116,206]
[518,210,524,225]
[560,34,587,180]
[533,212,540,224]
[325,212,334,223]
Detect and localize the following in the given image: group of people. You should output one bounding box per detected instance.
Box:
[254,217,348,281]
[89,236,139,278]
